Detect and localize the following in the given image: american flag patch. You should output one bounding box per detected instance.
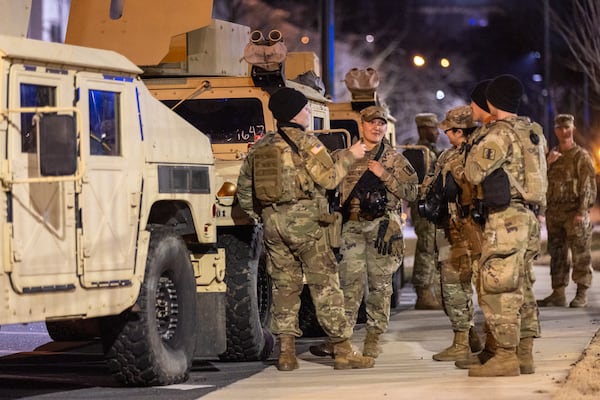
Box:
[311,143,324,154]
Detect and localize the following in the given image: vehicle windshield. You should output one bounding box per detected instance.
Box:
[162,98,266,144]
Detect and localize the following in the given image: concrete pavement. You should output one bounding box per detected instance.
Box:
[202,264,600,400]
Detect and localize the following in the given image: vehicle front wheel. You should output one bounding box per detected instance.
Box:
[101,227,198,386]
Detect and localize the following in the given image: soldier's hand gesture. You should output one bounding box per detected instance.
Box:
[349,140,366,159]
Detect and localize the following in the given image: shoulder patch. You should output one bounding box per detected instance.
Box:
[483,147,496,160]
[310,142,324,155]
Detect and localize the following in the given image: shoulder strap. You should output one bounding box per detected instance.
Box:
[277,128,299,154]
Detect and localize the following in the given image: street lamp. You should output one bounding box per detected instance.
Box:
[413,55,426,67]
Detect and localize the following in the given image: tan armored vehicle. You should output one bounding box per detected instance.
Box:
[0,1,226,387]
[65,0,349,345]
[143,34,339,341]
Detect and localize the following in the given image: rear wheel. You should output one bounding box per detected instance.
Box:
[219,225,274,361]
[102,227,197,386]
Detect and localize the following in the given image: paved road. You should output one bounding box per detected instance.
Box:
[0,264,598,400]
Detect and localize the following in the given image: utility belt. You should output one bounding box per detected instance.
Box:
[263,194,313,208]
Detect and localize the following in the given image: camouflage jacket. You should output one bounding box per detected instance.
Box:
[547,144,596,213]
[464,116,525,202]
[340,140,418,214]
[237,125,356,219]
[423,144,473,215]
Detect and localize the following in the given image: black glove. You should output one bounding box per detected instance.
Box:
[375,219,403,257]
[375,218,389,252]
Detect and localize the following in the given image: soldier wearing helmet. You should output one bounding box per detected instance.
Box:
[421,105,483,363]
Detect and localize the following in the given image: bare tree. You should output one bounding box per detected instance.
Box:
[549,0,600,94]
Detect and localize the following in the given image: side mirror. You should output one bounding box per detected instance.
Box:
[37,114,77,176]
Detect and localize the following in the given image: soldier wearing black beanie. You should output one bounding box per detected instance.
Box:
[470,79,492,113]
[268,87,308,123]
[485,74,523,114]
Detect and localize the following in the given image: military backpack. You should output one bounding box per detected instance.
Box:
[499,117,547,207]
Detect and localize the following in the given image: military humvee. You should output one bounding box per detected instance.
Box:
[0,15,226,389]
[64,0,355,354]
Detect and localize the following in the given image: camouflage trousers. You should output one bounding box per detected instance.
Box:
[546,208,593,289]
[339,216,402,335]
[478,203,540,348]
[410,205,441,288]
[262,201,352,341]
[440,218,479,332]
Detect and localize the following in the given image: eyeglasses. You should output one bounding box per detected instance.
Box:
[444,128,458,134]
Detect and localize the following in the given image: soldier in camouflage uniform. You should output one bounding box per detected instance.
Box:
[409,113,444,309]
[457,80,544,375]
[236,87,374,371]
[538,114,596,308]
[464,74,542,377]
[422,106,483,362]
[309,106,418,359]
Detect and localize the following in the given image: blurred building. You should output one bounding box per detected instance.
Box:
[28,0,70,42]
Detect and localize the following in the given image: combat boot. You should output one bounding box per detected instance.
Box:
[308,340,334,358]
[569,285,588,308]
[469,326,483,353]
[455,332,496,369]
[518,337,535,374]
[433,330,469,361]
[333,340,375,370]
[362,332,381,358]
[468,347,520,377]
[277,335,299,371]
[415,286,443,310]
[537,287,567,307]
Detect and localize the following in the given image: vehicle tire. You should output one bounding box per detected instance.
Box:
[46,319,100,342]
[101,227,198,386]
[218,225,274,361]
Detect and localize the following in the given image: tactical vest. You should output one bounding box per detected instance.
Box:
[252,131,312,205]
[498,117,548,207]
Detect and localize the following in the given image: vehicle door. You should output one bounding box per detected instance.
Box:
[6,64,78,293]
[75,73,143,287]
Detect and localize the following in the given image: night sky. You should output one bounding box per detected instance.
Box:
[254,0,590,145]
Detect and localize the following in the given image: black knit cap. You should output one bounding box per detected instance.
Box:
[268,87,308,122]
[470,79,491,113]
[485,74,523,113]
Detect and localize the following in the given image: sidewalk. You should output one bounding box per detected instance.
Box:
[202,265,600,400]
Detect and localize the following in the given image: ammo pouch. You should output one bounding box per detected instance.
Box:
[326,211,343,248]
[481,168,511,210]
[317,197,342,248]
